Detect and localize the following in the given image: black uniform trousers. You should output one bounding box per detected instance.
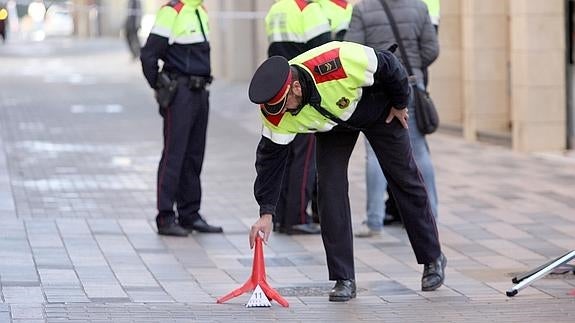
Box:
[156,82,209,225]
[315,108,441,281]
[275,133,316,229]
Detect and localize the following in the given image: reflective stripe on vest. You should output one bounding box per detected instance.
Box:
[260,42,378,145]
[262,127,297,145]
[314,0,353,34]
[265,0,330,44]
[150,2,209,44]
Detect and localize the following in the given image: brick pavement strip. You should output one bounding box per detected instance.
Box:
[0,39,575,321]
[38,300,575,322]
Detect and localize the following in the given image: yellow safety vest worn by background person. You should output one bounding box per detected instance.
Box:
[422,0,440,26]
[313,0,352,40]
[265,0,331,59]
[141,0,210,88]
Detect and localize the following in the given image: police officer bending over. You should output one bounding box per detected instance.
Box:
[141,0,223,237]
[248,41,446,301]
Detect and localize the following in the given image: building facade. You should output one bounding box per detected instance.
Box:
[434,0,570,152]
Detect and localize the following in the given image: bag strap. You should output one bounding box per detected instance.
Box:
[378,0,414,76]
[310,103,362,131]
[195,9,207,42]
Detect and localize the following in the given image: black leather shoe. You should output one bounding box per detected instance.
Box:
[181,216,223,233]
[329,279,356,302]
[422,253,447,291]
[157,222,189,237]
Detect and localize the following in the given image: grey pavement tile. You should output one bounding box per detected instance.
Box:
[514,238,572,258]
[82,283,127,299]
[38,268,80,286]
[44,286,89,303]
[87,218,124,235]
[0,281,41,287]
[75,265,118,283]
[479,239,547,261]
[0,239,32,253]
[160,281,213,303]
[0,272,41,285]
[32,247,73,269]
[125,290,174,303]
[2,287,44,304]
[10,304,44,320]
[27,234,64,248]
[540,191,575,208]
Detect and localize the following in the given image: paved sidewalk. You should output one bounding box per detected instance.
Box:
[0,39,574,322]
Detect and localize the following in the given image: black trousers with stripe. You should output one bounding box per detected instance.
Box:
[156,82,209,225]
[275,133,317,229]
[315,107,441,281]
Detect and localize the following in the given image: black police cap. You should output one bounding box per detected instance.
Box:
[248,56,292,114]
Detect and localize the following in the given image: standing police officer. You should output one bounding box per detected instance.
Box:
[248,41,446,301]
[141,0,223,237]
[308,0,352,222]
[125,0,142,59]
[313,0,353,41]
[265,0,331,235]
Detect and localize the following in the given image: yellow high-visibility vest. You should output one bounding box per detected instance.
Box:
[265,0,331,43]
[422,0,440,26]
[150,0,209,44]
[313,0,353,38]
[260,41,378,145]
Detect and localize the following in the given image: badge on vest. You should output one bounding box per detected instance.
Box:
[336,97,350,109]
[314,58,341,76]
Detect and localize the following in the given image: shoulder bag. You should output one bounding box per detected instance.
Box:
[379,0,439,135]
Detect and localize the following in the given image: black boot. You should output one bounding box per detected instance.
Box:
[422,253,447,291]
[156,218,188,237]
[180,215,223,233]
[329,279,356,302]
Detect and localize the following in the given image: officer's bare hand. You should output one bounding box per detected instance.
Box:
[249,214,273,249]
[386,107,409,129]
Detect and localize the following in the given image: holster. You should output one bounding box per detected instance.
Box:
[155,71,178,108]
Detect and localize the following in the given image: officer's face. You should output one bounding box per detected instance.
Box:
[284,81,302,111]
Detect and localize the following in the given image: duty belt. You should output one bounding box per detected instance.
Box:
[172,74,213,90]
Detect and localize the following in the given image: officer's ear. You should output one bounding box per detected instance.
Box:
[292,81,302,97]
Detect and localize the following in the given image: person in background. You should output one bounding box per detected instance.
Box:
[423,0,439,32]
[0,4,8,43]
[307,0,353,224]
[313,0,353,40]
[125,0,142,59]
[140,0,223,237]
[345,0,439,237]
[265,0,331,235]
[247,41,446,302]
[378,0,441,227]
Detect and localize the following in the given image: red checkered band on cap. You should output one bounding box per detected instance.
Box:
[266,70,292,106]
